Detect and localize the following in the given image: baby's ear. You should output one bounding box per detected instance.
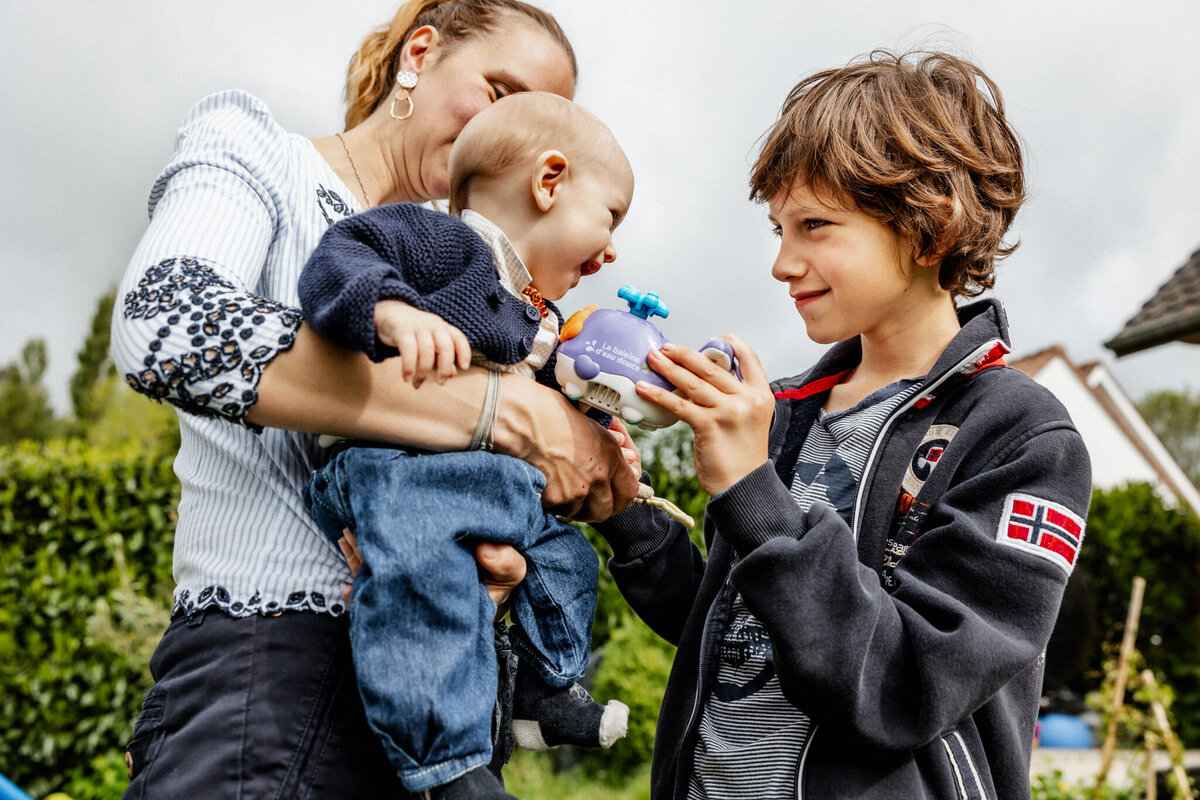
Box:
[531,150,568,212]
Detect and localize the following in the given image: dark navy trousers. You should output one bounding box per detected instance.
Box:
[122,608,415,800]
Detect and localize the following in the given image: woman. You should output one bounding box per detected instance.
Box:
[111,2,638,798]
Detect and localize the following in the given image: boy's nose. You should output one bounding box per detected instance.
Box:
[771,250,802,282]
[603,242,617,263]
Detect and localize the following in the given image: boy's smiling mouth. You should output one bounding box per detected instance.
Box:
[792,289,828,307]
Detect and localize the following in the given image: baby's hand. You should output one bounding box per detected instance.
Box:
[374,299,472,387]
[607,417,643,478]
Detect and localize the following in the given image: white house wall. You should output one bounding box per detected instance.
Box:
[1031,359,1163,491]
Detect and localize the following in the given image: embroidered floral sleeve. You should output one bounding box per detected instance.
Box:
[112,91,309,429]
[121,256,302,426]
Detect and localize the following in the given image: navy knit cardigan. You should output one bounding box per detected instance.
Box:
[298,203,560,384]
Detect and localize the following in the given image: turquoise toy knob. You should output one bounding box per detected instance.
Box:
[617,285,669,320]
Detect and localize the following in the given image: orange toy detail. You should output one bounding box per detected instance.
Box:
[559,305,599,341]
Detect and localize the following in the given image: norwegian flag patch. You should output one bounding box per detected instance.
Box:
[997,493,1085,575]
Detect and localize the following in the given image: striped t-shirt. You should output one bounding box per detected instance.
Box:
[687,377,921,799]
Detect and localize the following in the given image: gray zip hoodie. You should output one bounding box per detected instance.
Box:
[597,299,1092,800]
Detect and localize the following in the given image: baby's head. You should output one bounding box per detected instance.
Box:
[750,50,1026,297]
[449,92,634,301]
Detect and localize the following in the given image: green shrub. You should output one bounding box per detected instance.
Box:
[0,439,177,798]
[1076,484,1200,745]
[581,611,677,781]
[573,425,706,781]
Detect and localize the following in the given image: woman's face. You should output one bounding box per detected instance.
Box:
[402,22,576,201]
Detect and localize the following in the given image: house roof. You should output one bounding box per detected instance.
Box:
[1105,246,1200,357]
[1010,345,1200,516]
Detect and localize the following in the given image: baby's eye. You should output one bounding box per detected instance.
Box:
[490,82,513,100]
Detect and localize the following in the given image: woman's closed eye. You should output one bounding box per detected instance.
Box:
[490,82,514,101]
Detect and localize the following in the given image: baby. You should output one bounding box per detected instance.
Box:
[299,92,634,800]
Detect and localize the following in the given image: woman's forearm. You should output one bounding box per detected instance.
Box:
[250,325,641,520]
[248,323,483,449]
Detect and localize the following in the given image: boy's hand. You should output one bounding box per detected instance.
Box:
[374,299,472,388]
[639,335,774,495]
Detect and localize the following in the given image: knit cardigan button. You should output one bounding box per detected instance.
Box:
[524,305,541,322]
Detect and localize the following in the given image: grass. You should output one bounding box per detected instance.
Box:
[503,750,653,800]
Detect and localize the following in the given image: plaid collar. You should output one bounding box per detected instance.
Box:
[460,209,533,305]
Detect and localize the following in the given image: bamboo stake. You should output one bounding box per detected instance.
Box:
[1146,738,1158,800]
[1141,669,1195,800]
[1093,576,1146,793]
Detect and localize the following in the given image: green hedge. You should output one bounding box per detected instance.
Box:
[13,422,1198,797]
[0,440,177,798]
[1076,483,1200,745]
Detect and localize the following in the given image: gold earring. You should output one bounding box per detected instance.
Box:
[390,69,418,121]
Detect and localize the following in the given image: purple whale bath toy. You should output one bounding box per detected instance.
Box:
[555,285,737,431]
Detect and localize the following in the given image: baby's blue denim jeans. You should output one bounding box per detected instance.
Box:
[303,446,598,791]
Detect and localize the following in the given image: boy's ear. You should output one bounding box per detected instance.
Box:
[531,150,569,212]
[399,25,441,73]
[915,195,955,267]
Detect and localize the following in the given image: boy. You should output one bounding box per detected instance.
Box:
[597,51,1092,799]
[298,92,634,800]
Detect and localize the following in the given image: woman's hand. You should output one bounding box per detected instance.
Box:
[474,542,528,614]
[638,335,775,495]
[339,530,528,619]
[607,417,643,477]
[495,376,642,522]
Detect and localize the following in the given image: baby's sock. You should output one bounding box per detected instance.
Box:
[511,661,629,751]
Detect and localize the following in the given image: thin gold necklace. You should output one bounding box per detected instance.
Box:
[335,132,371,208]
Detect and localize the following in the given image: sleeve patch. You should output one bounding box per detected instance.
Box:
[996,492,1084,575]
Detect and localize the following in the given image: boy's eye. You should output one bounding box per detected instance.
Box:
[805,219,830,230]
[770,224,783,237]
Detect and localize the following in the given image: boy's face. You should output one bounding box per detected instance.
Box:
[522,148,634,301]
[768,182,945,345]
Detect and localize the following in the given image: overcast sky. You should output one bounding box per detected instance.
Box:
[3,1,1199,415]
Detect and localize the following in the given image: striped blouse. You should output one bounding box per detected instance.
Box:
[111,90,362,618]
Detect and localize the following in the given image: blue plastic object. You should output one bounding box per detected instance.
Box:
[0,772,34,800]
[617,284,669,320]
[1037,713,1093,748]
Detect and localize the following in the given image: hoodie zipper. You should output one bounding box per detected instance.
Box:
[671,582,728,800]
[789,338,1005,799]
[793,725,817,799]
[849,339,1005,543]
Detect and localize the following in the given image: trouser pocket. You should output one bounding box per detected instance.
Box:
[124,686,167,790]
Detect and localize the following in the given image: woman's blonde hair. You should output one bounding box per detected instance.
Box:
[343,0,577,130]
[749,50,1026,297]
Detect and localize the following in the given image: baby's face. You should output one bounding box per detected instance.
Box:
[522,146,634,301]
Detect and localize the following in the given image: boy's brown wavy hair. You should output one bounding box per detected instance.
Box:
[749,50,1026,297]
